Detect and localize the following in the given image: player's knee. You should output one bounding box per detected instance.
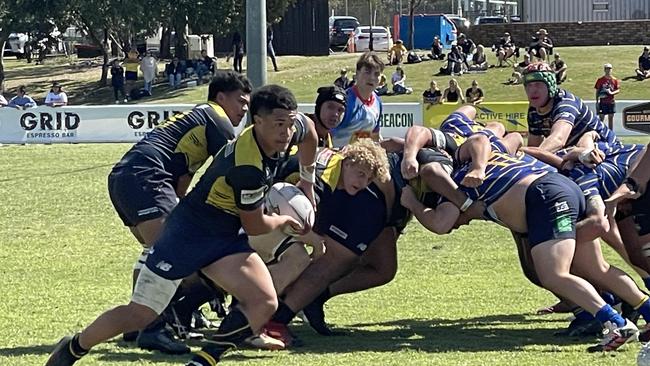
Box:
[125,302,159,330]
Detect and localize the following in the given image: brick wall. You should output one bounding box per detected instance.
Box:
[466,20,650,49]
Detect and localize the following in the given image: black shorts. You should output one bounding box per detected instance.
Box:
[145,202,253,280]
[631,189,650,236]
[108,165,177,227]
[125,71,138,81]
[525,173,585,247]
[426,127,459,156]
[598,102,616,115]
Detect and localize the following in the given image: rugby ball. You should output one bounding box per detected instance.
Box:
[265,182,315,236]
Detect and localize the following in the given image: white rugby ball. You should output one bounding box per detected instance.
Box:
[265,182,315,236]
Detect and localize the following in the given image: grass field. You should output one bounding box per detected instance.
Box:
[2,45,649,105]
[1,45,650,365]
[0,138,649,366]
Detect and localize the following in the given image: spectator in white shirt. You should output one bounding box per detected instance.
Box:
[44,82,68,107]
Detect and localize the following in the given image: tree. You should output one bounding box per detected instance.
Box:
[407,0,423,50]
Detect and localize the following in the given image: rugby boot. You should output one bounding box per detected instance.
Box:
[136,327,190,354]
[587,319,639,352]
[45,335,83,366]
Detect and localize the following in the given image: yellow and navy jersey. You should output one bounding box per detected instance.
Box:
[452,151,557,206]
[566,144,645,199]
[279,147,344,200]
[114,102,235,181]
[183,115,307,230]
[440,111,484,145]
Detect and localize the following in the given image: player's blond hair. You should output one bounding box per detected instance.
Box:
[341,138,391,183]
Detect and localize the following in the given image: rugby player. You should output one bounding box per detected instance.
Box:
[108,70,252,352]
[401,149,642,352]
[330,52,384,147]
[45,84,319,366]
[308,85,347,148]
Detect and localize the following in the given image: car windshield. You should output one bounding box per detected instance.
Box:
[335,20,359,28]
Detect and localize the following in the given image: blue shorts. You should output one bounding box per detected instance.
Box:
[145,202,253,280]
[525,173,585,247]
[631,189,650,236]
[108,165,177,226]
[314,185,386,256]
[598,102,616,115]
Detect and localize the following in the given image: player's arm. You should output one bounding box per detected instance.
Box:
[520,146,564,169]
[175,173,193,198]
[401,126,434,179]
[527,133,544,147]
[401,187,459,234]
[294,113,319,207]
[379,137,405,153]
[538,120,572,153]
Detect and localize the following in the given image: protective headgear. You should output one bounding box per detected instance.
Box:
[522,62,558,98]
[315,86,347,122]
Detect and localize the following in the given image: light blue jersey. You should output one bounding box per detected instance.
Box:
[330,86,382,147]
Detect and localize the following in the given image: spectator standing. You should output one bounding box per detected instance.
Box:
[595,63,620,130]
[124,48,140,96]
[267,25,279,72]
[636,46,650,80]
[334,68,350,89]
[422,80,442,108]
[110,60,128,103]
[391,66,413,94]
[8,85,37,109]
[44,82,68,107]
[551,53,567,84]
[165,57,183,89]
[442,78,465,104]
[465,79,484,105]
[231,32,245,73]
[140,51,158,96]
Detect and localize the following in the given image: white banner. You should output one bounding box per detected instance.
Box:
[0,100,644,144]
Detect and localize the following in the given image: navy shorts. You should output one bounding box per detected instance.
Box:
[125,71,138,81]
[598,102,616,115]
[108,165,177,227]
[631,189,650,236]
[525,173,585,247]
[145,202,254,280]
[315,185,387,256]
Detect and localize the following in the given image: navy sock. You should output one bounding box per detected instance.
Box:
[600,291,618,306]
[635,297,650,322]
[271,301,296,325]
[70,333,88,358]
[595,304,626,327]
[574,308,595,321]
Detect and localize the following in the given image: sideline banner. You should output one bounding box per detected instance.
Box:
[423,100,648,137]
[0,101,644,144]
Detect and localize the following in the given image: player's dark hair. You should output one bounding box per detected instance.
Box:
[356,51,385,73]
[250,84,298,117]
[208,70,253,101]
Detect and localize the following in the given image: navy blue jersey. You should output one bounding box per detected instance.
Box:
[114,102,235,181]
[568,144,645,199]
[527,89,619,148]
[453,151,557,206]
[440,111,483,142]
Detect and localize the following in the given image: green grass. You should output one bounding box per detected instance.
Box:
[3,45,649,105]
[0,138,648,366]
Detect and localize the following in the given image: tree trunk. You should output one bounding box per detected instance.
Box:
[174,20,188,59]
[0,40,5,93]
[408,4,415,50]
[160,27,172,59]
[100,29,110,86]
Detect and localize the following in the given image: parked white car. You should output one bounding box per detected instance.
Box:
[353,26,393,52]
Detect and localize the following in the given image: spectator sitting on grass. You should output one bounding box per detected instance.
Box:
[429,36,445,60]
[165,57,184,89]
[551,53,567,84]
[439,44,464,75]
[465,79,484,105]
[388,39,407,65]
[422,80,442,108]
[391,66,413,94]
[44,81,68,107]
[334,68,350,89]
[468,44,488,71]
[495,32,516,67]
[196,50,215,84]
[635,46,650,80]
[528,28,553,61]
[457,33,476,62]
[375,73,388,96]
[507,53,532,85]
[8,85,37,109]
[442,78,465,104]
